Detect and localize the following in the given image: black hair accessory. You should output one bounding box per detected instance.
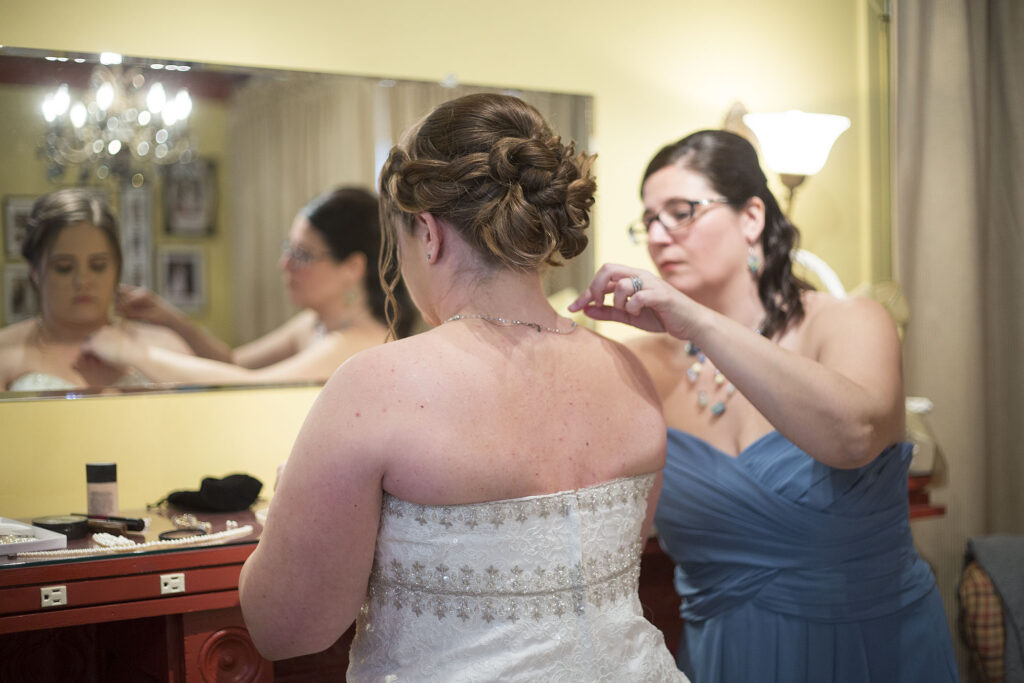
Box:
[153,473,263,512]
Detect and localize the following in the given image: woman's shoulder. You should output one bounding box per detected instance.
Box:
[322,330,438,394]
[795,290,899,349]
[801,290,895,328]
[0,318,35,347]
[120,319,193,354]
[0,320,34,386]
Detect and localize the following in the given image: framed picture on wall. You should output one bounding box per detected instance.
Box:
[3,263,38,324]
[163,159,217,236]
[3,196,36,259]
[157,247,204,313]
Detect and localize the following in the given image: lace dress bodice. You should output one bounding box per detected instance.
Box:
[347,473,686,682]
[7,369,151,391]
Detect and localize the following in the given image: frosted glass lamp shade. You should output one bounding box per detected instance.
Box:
[742,111,851,176]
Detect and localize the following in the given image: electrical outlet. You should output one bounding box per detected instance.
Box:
[160,573,186,595]
[40,585,67,608]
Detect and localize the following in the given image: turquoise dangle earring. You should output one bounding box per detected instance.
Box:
[747,247,761,276]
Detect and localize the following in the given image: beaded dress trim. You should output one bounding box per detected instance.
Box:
[365,473,654,623]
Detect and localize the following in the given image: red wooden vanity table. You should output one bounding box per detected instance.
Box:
[0,509,269,682]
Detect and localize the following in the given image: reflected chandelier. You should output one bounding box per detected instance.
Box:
[39,56,195,182]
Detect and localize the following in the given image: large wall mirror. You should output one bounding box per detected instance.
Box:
[0,46,594,400]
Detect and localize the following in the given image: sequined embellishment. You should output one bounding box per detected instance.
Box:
[366,474,654,623]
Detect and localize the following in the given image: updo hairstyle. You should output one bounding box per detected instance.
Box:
[642,130,811,339]
[378,93,596,333]
[22,188,123,284]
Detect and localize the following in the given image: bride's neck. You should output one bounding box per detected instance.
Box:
[441,269,559,324]
[35,315,105,344]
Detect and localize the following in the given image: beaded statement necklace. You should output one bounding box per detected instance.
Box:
[444,313,578,335]
[685,326,764,417]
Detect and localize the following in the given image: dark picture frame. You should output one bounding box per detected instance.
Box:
[157,246,205,312]
[3,263,38,324]
[3,195,36,259]
[163,159,217,236]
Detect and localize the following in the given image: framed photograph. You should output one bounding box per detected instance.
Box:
[4,195,36,259]
[157,247,204,313]
[163,159,217,236]
[120,185,153,288]
[4,264,38,324]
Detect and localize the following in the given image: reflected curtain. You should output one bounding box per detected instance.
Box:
[226,75,378,343]
[895,0,1024,669]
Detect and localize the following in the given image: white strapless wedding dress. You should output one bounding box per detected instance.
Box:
[347,473,688,682]
[7,370,151,391]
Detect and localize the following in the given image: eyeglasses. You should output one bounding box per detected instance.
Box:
[280,240,331,268]
[627,198,730,244]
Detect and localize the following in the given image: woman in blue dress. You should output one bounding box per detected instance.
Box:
[570,130,958,682]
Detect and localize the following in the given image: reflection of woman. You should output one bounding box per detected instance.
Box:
[239,93,687,681]
[86,187,412,384]
[0,189,191,391]
[571,130,957,682]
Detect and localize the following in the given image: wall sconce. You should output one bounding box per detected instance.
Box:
[742,110,850,214]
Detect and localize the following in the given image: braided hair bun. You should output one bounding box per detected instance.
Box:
[380,93,596,271]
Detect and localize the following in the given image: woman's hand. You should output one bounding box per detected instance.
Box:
[568,263,706,340]
[116,285,180,327]
[80,325,142,368]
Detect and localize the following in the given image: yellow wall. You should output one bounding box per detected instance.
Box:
[0,0,890,518]
[0,386,319,518]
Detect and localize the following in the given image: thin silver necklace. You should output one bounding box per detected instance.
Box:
[444,313,578,335]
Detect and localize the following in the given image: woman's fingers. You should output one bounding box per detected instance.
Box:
[570,263,651,311]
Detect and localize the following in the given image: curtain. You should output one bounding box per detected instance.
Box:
[226,74,378,343]
[894,0,1024,671]
[227,75,593,343]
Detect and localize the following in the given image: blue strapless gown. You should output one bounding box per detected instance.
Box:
[654,428,958,683]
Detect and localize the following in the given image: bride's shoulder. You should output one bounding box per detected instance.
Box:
[0,318,35,347]
[324,329,442,392]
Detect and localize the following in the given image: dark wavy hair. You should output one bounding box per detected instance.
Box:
[642,130,812,339]
[302,187,414,339]
[377,92,596,338]
[22,188,122,284]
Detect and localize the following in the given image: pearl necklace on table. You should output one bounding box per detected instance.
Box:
[15,525,254,559]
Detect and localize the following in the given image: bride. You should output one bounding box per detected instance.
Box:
[0,189,190,391]
[239,93,688,681]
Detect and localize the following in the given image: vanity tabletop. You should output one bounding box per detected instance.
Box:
[0,506,265,571]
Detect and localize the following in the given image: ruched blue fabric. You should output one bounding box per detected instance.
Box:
[654,428,958,682]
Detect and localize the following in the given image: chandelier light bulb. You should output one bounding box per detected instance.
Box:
[175,90,193,120]
[69,102,88,128]
[42,94,57,122]
[162,106,179,126]
[95,82,114,111]
[146,82,166,114]
[138,110,152,126]
[52,84,70,116]
[107,139,122,155]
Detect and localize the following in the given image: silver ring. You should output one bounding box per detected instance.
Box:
[630,275,643,295]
